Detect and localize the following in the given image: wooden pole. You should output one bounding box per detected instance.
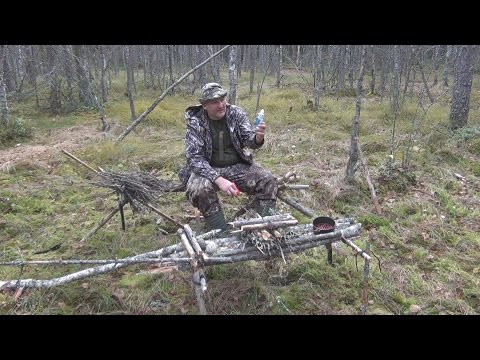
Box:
[81,206,120,242]
[62,149,100,175]
[117,45,231,141]
[360,236,371,315]
[277,193,315,218]
[192,269,207,315]
[118,194,126,231]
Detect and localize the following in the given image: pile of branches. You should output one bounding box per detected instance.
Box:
[93,171,185,211]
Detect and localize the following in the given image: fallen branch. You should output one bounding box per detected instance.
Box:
[0,258,191,266]
[0,239,188,290]
[237,219,298,232]
[228,214,295,228]
[62,149,101,175]
[117,45,231,141]
[341,236,371,261]
[279,184,310,190]
[81,202,124,242]
[277,193,315,218]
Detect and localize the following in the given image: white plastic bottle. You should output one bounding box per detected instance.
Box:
[255,109,265,127]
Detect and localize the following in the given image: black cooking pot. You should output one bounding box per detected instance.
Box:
[312,216,336,234]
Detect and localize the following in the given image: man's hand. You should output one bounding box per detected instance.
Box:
[215,177,240,196]
[255,122,266,144]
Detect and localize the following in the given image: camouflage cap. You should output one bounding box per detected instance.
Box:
[199,83,227,103]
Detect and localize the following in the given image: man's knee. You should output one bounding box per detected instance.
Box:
[187,175,215,199]
[260,170,278,194]
[186,174,220,214]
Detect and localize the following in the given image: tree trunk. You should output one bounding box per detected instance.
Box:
[26,45,39,108]
[63,45,76,108]
[402,46,413,103]
[296,45,301,69]
[369,45,376,94]
[414,47,435,104]
[336,45,346,97]
[46,45,62,115]
[73,45,97,108]
[348,45,356,90]
[390,45,401,161]
[432,45,439,86]
[443,45,451,87]
[167,45,174,86]
[207,45,220,83]
[99,45,109,103]
[449,45,477,130]
[276,45,283,88]
[380,46,389,102]
[124,46,137,121]
[2,46,15,93]
[238,45,243,78]
[228,45,237,105]
[313,45,323,109]
[196,45,206,87]
[249,45,256,94]
[0,45,9,125]
[392,45,401,114]
[345,45,366,183]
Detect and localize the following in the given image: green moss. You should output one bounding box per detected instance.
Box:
[357,214,390,229]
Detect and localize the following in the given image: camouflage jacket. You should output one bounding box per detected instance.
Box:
[179,103,264,185]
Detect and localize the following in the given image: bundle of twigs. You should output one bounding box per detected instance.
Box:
[93,171,184,211]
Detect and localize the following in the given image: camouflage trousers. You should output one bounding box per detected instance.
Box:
[185,163,278,217]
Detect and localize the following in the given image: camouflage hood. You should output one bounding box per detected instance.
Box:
[179,103,263,185]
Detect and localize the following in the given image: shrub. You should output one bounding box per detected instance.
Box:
[0,117,33,146]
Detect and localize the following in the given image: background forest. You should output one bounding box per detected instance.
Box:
[0,45,479,315]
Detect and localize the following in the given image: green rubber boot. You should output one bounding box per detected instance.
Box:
[204,210,227,232]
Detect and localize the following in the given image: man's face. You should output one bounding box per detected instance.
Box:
[203,96,226,120]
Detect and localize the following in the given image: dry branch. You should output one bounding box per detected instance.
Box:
[237,219,298,232]
[341,236,371,261]
[62,149,101,175]
[81,205,122,242]
[277,193,315,218]
[228,214,295,228]
[0,258,191,266]
[117,45,231,141]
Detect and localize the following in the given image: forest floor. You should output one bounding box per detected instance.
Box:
[1,75,479,315]
[0,125,103,171]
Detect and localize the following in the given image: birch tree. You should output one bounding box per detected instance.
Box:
[228,45,237,105]
[313,45,323,109]
[73,45,97,108]
[249,45,256,94]
[369,45,376,94]
[345,45,366,183]
[207,45,220,83]
[46,45,62,115]
[443,45,451,87]
[276,45,283,88]
[0,45,8,125]
[390,45,401,161]
[124,46,137,121]
[449,45,477,130]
